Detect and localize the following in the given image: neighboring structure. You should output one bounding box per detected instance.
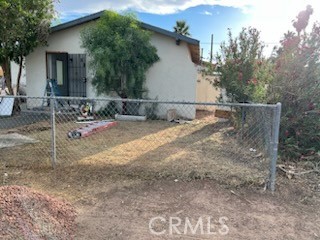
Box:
[11,62,27,94]
[196,72,221,111]
[25,11,200,119]
[196,64,221,111]
[0,63,26,95]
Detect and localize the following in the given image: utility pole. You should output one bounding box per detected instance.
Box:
[210,34,213,63]
[200,48,203,64]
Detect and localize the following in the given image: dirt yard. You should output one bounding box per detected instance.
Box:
[0,112,319,239]
[75,179,320,240]
[0,185,76,239]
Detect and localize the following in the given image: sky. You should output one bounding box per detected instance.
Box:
[54,0,320,61]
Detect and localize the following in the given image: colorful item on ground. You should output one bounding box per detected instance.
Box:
[67,120,117,139]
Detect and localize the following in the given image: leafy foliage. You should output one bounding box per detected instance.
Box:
[269,9,320,161]
[81,11,159,99]
[212,6,319,162]
[215,28,273,103]
[0,0,55,94]
[173,20,191,36]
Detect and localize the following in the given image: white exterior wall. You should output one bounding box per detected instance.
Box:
[145,33,197,119]
[25,23,197,119]
[26,24,87,98]
[10,62,26,86]
[6,62,26,95]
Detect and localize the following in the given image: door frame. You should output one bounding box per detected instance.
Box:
[46,51,69,79]
[46,51,69,96]
[46,52,87,97]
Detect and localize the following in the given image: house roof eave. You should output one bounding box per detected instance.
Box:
[51,10,200,63]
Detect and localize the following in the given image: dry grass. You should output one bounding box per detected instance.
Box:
[0,113,269,201]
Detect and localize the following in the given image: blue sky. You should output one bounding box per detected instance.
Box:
[54,0,320,61]
[137,5,251,60]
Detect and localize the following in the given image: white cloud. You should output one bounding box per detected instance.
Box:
[54,0,320,57]
[55,0,320,23]
[201,10,213,15]
[235,0,320,56]
[55,0,254,15]
[246,1,320,43]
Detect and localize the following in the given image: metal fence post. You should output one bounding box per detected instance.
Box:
[269,102,282,192]
[241,107,245,140]
[50,96,57,168]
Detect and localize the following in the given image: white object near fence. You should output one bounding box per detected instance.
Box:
[0,96,14,116]
[167,109,177,122]
[115,114,147,121]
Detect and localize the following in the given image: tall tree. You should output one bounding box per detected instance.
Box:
[0,0,55,96]
[81,11,159,99]
[173,20,191,36]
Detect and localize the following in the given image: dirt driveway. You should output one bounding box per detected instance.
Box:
[75,179,320,240]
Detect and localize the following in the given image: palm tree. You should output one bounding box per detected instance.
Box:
[293,5,313,36]
[173,20,191,36]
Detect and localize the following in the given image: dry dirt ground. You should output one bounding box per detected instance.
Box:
[0,111,319,239]
[0,185,76,239]
[75,179,320,240]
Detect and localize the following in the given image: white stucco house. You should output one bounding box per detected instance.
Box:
[25,11,200,119]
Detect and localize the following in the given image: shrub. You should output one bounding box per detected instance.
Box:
[269,7,320,161]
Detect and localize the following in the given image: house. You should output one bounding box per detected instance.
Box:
[25,11,200,119]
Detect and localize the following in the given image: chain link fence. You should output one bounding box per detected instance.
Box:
[0,96,281,191]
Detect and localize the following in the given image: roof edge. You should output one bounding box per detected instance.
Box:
[51,10,105,33]
[50,10,199,46]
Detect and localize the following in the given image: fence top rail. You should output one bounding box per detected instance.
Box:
[1,95,279,108]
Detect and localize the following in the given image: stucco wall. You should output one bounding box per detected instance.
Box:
[196,73,220,111]
[26,24,87,98]
[25,22,197,119]
[10,62,26,87]
[4,62,26,95]
[145,33,197,119]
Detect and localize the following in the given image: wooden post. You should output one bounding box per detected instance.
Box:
[210,34,213,63]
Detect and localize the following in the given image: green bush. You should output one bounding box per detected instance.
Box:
[215,27,273,104]
[280,113,320,160]
[268,7,320,161]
